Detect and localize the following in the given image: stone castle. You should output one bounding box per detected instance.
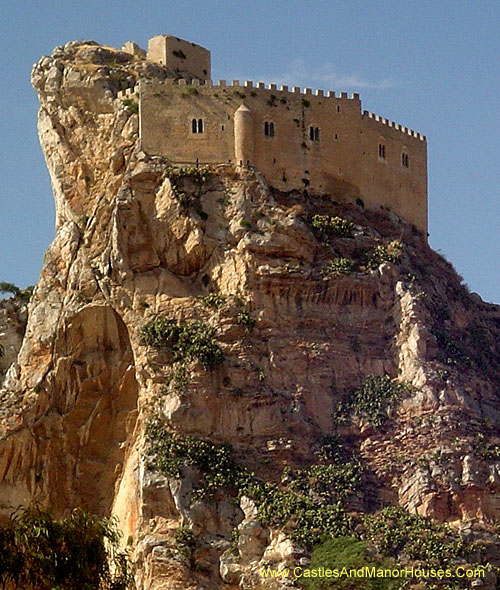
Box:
[121,35,428,233]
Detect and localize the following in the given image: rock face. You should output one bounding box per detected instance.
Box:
[1,40,500,589]
[0,296,28,383]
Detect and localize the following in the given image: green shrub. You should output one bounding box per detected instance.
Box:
[321,257,355,276]
[187,86,199,95]
[236,310,255,333]
[316,434,346,463]
[304,536,403,589]
[141,317,224,369]
[172,49,186,59]
[289,460,363,503]
[364,241,402,269]
[431,328,471,367]
[311,215,354,240]
[164,364,188,395]
[0,282,20,297]
[166,166,211,214]
[145,422,241,499]
[121,98,138,114]
[362,506,465,567]
[0,282,33,302]
[474,433,500,460]
[0,507,131,590]
[200,293,226,309]
[254,486,352,549]
[302,98,310,108]
[334,375,413,427]
[145,424,357,549]
[175,526,198,566]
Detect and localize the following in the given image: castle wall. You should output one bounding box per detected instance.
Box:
[147,35,211,81]
[137,78,427,233]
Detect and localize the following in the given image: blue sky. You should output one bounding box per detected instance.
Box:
[1,1,499,301]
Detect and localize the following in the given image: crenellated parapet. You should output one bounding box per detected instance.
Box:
[138,76,362,102]
[116,87,138,101]
[363,111,426,141]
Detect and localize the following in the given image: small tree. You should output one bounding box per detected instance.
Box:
[0,506,133,589]
[0,283,20,297]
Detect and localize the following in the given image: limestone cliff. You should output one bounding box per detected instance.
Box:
[1,40,500,589]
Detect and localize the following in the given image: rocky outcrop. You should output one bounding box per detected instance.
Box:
[1,40,500,589]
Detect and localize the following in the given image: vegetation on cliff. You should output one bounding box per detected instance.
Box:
[0,507,131,590]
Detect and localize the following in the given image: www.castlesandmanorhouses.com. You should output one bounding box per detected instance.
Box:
[260,565,487,581]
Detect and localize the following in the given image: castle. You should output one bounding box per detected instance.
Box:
[121,35,428,233]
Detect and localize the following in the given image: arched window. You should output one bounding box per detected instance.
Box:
[401,152,409,167]
[378,143,386,159]
[192,119,204,133]
[264,121,269,136]
[309,126,314,140]
[269,122,275,137]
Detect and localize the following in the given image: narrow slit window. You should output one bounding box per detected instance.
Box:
[264,121,269,136]
[378,143,386,159]
[309,126,314,140]
[191,118,197,133]
[402,153,409,167]
[197,119,203,133]
[269,122,275,137]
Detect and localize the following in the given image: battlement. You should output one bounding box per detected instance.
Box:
[139,76,361,99]
[363,110,426,141]
[116,87,138,101]
[120,35,428,234]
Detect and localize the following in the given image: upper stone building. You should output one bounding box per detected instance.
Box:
[121,35,428,233]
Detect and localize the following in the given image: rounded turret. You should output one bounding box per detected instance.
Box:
[234,104,254,167]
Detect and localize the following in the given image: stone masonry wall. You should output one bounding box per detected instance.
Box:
[136,78,427,233]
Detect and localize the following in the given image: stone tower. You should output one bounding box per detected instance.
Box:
[234,104,254,167]
[147,35,211,81]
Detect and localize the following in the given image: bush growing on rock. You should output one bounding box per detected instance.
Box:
[0,507,131,590]
[141,317,224,369]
